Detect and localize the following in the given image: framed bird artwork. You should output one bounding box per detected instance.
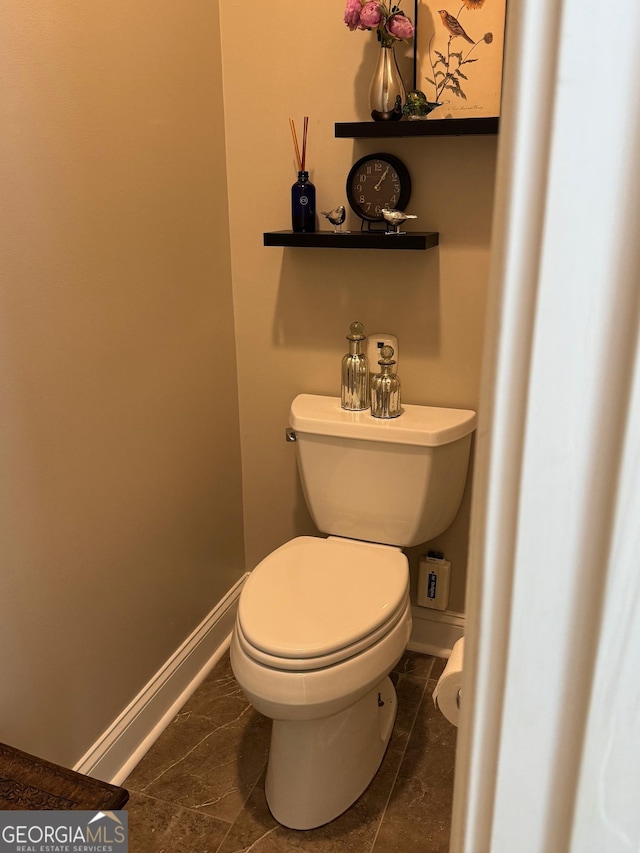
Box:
[414,0,506,119]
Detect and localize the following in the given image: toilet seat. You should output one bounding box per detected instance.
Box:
[236,596,409,672]
[237,536,409,671]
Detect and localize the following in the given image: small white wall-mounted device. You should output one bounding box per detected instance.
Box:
[416,551,451,610]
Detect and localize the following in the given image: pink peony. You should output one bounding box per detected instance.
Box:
[386,12,414,39]
[344,0,362,30]
[359,1,383,28]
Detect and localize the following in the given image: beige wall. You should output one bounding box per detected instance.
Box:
[0,0,494,770]
[220,4,496,610]
[0,2,244,766]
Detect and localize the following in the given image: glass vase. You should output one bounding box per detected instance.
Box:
[369,45,406,121]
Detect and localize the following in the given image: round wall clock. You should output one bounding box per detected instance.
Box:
[346,153,411,224]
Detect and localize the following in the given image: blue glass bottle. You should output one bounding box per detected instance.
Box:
[291,171,316,233]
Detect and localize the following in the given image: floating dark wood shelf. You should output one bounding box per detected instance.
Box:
[335,117,499,138]
[263,230,439,251]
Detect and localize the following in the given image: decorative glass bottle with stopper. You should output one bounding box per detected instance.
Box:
[341,321,370,411]
[371,345,402,418]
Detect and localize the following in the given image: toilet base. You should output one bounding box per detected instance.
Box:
[265,675,397,830]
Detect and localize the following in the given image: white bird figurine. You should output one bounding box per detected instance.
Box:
[381,208,418,234]
[321,204,347,233]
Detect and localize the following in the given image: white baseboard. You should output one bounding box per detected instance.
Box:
[74,573,249,786]
[408,605,465,658]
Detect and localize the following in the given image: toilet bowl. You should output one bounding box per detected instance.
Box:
[231,395,476,830]
[230,535,412,830]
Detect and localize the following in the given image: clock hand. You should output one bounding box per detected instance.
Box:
[374,166,390,191]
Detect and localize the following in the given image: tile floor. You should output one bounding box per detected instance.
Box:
[124,650,456,852]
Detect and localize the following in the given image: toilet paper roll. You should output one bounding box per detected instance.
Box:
[432,637,464,726]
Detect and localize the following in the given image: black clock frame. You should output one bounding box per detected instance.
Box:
[345,152,412,225]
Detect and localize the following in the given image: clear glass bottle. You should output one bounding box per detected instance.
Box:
[291,171,316,233]
[371,345,402,418]
[341,321,370,410]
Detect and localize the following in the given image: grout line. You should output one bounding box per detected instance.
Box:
[214,815,235,853]
[368,675,429,853]
[424,656,436,681]
[213,768,271,853]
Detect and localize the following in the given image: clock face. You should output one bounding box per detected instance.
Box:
[346,153,411,223]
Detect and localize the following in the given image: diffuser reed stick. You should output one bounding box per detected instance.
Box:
[289,116,315,233]
[289,116,309,173]
[301,116,308,171]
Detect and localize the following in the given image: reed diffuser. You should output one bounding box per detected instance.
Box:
[289,117,316,233]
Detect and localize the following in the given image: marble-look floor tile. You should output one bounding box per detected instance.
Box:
[125,656,271,825]
[218,673,427,853]
[126,656,249,790]
[429,654,449,681]
[126,790,230,853]
[371,679,457,853]
[135,705,270,824]
[393,650,437,680]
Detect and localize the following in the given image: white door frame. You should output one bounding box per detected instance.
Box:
[451,0,640,850]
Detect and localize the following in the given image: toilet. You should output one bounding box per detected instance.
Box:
[230,393,476,830]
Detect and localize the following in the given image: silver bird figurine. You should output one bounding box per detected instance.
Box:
[381,208,418,235]
[321,204,347,233]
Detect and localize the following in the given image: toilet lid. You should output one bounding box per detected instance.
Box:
[238,536,409,661]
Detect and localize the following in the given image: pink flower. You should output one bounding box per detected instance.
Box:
[359,1,383,28]
[344,0,362,30]
[386,12,414,40]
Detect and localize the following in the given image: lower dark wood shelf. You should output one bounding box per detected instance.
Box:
[335,117,499,138]
[263,230,439,251]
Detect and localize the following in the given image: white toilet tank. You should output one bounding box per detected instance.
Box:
[290,394,476,547]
